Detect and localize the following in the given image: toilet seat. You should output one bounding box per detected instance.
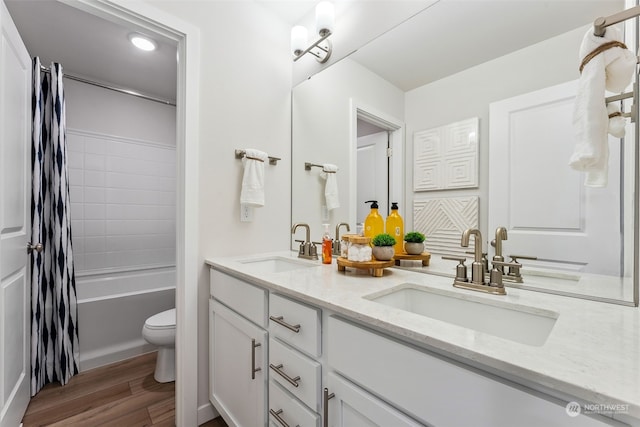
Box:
[145,308,175,330]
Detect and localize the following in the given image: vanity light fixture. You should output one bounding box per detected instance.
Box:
[291,1,334,63]
[129,33,157,52]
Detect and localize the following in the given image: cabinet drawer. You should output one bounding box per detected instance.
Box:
[269,294,321,357]
[269,338,321,412]
[269,380,319,427]
[327,372,423,427]
[210,268,267,327]
[328,316,611,427]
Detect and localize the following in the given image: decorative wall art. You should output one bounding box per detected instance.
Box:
[413,117,479,191]
[413,196,479,256]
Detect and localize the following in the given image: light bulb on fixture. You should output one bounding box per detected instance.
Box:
[315,1,335,36]
[291,26,308,57]
[290,1,334,63]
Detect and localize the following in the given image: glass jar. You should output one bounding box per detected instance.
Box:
[347,235,372,262]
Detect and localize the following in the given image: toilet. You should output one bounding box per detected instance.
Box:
[142,308,176,383]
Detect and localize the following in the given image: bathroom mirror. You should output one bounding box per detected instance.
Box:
[291,0,639,306]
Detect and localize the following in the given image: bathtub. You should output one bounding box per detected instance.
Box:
[76,266,175,371]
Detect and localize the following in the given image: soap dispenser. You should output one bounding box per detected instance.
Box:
[386,202,404,254]
[321,223,332,264]
[364,200,384,239]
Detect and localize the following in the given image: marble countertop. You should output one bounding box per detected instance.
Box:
[206,251,640,421]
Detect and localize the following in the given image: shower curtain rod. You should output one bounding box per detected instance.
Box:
[39,65,176,107]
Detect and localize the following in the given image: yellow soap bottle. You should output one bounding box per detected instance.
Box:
[386,202,404,254]
[364,200,384,239]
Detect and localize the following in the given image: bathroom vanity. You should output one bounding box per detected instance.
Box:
[207,252,639,427]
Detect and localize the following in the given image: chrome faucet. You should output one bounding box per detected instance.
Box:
[291,223,318,260]
[449,228,515,295]
[333,222,350,256]
[491,226,508,273]
[460,228,484,285]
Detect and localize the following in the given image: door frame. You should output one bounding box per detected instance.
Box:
[60,1,201,425]
[349,99,404,226]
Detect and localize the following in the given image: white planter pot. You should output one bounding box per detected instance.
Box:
[372,246,394,261]
[404,242,424,255]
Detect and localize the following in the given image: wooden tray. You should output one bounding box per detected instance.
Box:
[337,257,394,277]
[393,252,431,266]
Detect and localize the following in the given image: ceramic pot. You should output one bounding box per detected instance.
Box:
[372,246,394,261]
[404,242,424,255]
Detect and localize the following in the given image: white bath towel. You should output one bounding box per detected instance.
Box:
[321,163,340,210]
[570,26,636,187]
[240,149,268,207]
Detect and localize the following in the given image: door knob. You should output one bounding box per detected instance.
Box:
[27,242,43,254]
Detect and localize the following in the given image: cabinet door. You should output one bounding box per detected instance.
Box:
[210,299,267,427]
[326,373,424,427]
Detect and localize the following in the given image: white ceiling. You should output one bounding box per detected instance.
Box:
[4,0,626,100]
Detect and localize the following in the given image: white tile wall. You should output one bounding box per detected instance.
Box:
[67,130,176,273]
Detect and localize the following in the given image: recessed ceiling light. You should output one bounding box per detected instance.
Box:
[129,34,157,52]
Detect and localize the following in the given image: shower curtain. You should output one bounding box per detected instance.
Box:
[30,57,79,395]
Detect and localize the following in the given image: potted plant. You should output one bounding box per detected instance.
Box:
[404,231,426,255]
[371,233,396,261]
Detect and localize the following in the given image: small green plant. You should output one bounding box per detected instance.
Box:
[404,231,426,243]
[372,233,396,246]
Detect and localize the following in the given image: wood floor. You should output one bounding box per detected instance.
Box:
[22,352,228,427]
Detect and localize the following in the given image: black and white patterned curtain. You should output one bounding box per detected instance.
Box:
[30,57,79,396]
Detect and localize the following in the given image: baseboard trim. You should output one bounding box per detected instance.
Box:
[79,339,157,371]
[198,402,219,425]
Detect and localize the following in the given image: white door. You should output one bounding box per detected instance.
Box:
[209,299,267,427]
[326,373,422,427]
[0,0,32,425]
[357,131,388,222]
[489,80,620,275]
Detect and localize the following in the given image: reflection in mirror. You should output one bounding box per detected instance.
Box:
[291,0,638,305]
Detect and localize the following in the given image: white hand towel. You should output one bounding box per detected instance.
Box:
[569,26,636,187]
[240,149,268,207]
[321,163,340,210]
[607,103,627,138]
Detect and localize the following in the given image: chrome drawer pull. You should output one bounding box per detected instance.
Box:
[251,339,261,380]
[269,315,301,333]
[269,408,300,427]
[269,409,289,427]
[323,387,335,427]
[269,363,301,387]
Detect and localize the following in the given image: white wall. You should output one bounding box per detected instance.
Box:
[404,26,587,241]
[292,57,405,237]
[66,79,177,274]
[65,79,175,146]
[141,0,293,416]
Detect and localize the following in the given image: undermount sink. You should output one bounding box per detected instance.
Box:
[365,284,558,346]
[238,256,318,274]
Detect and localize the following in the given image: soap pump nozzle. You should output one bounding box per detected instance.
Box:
[365,200,379,209]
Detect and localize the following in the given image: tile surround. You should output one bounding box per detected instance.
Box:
[68,130,176,273]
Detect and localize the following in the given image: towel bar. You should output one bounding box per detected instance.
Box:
[305,162,336,172]
[235,149,280,165]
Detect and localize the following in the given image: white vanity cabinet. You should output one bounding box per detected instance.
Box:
[326,316,619,427]
[326,372,424,427]
[208,264,629,427]
[209,269,268,427]
[268,293,322,427]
